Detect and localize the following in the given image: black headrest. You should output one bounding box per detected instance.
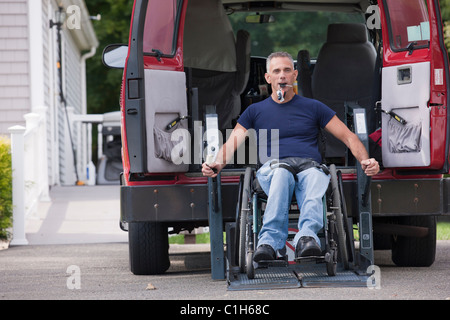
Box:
[327,23,368,44]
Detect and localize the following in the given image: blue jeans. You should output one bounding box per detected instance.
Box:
[255,160,330,252]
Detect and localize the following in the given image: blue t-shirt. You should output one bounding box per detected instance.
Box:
[237,95,336,163]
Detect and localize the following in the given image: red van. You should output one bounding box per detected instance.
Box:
[103,0,450,275]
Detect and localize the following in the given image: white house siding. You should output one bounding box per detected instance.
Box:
[42,0,58,185]
[64,31,85,184]
[0,0,97,186]
[42,0,98,186]
[0,0,30,134]
[42,1,51,109]
[57,26,87,185]
[64,32,82,112]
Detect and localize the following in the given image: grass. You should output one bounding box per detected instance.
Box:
[438,222,450,240]
[170,221,450,245]
[169,234,185,244]
[169,232,224,244]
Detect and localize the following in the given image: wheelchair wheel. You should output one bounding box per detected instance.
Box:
[246,250,255,279]
[329,164,350,270]
[234,174,244,271]
[337,170,354,264]
[325,248,337,276]
[238,167,253,273]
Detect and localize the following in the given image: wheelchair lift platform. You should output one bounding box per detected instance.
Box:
[227,262,373,291]
[225,221,375,290]
[205,107,376,290]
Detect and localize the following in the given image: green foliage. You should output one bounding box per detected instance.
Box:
[0,137,12,241]
[85,0,133,115]
[441,0,450,22]
[441,0,450,51]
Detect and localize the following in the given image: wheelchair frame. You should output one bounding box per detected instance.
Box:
[205,108,374,289]
[235,164,352,279]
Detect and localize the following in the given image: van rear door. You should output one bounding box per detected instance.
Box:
[379,0,450,173]
[123,0,188,178]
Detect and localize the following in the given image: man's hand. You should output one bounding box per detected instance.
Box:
[361,158,380,176]
[202,162,220,178]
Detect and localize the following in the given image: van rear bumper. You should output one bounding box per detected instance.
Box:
[343,178,449,217]
[121,177,449,225]
[120,182,239,224]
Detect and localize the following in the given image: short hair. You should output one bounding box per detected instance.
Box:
[266,52,294,72]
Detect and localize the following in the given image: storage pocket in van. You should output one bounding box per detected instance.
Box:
[387,118,422,153]
[153,113,189,164]
[154,126,179,162]
[144,69,189,173]
[381,62,430,168]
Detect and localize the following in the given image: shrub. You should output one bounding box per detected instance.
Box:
[0,137,12,240]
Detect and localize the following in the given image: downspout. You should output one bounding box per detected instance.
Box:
[81,46,97,115]
[80,46,97,185]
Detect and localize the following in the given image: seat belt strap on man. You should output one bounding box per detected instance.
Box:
[269,158,330,180]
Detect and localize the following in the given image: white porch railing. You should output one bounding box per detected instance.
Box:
[7,108,118,245]
[8,107,50,246]
[68,109,105,186]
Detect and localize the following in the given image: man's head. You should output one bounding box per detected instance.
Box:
[265,52,298,103]
[266,52,295,72]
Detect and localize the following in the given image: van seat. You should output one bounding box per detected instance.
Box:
[311,23,377,161]
[184,0,250,130]
[190,29,250,130]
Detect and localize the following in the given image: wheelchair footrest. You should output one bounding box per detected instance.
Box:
[255,258,288,269]
[294,255,326,263]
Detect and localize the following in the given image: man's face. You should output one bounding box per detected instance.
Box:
[264,56,298,93]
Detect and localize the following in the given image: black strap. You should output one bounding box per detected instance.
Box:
[269,158,330,180]
[270,161,298,180]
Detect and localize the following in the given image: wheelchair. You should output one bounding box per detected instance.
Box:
[234,164,353,279]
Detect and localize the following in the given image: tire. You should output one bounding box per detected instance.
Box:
[329,164,349,270]
[337,170,354,262]
[128,221,170,275]
[326,249,337,276]
[239,205,247,273]
[234,174,244,268]
[239,167,253,273]
[246,251,255,279]
[391,216,436,267]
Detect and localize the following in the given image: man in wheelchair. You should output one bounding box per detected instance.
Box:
[202,52,380,263]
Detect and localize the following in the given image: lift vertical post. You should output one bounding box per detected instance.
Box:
[353,108,374,267]
[205,106,225,280]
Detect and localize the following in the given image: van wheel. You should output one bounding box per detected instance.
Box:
[128,222,170,275]
[391,216,436,267]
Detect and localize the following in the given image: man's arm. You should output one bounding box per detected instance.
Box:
[324,115,379,176]
[202,123,248,177]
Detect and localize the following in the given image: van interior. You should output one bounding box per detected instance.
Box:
[141,0,433,175]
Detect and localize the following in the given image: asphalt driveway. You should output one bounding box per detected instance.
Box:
[1,185,449,302]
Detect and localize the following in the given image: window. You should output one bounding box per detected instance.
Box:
[384,0,430,51]
[143,0,181,56]
[228,11,365,58]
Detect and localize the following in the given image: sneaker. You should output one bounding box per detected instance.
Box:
[253,244,276,262]
[295,236,322,258]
